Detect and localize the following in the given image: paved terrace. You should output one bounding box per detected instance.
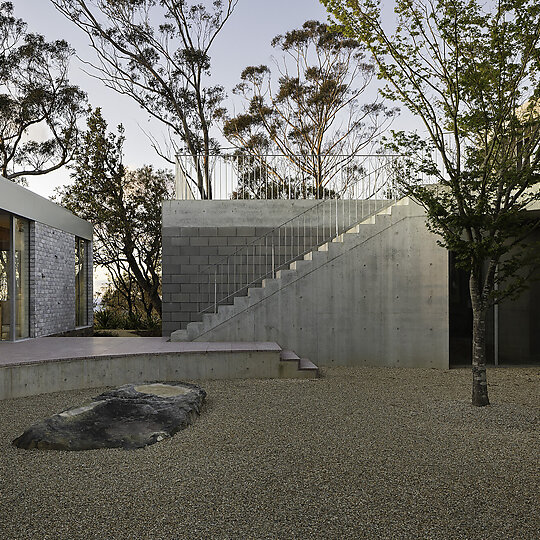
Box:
[0,338,315,400]
[0,337,280,367]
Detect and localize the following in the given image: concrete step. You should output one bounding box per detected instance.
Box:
[299,357,318,372]
[187,321,204,340]
[376,206,392,215]
[276,268,298,285]
[233,296,251,310]
[218,304,236,317]
[248,287,265,301]
[202,313,216,324]
[170,329,189,342]
[261,278,280,292]
[304,250,329,264]
[289,260,311,272]
[345,218,376,234]
[280,349,300,362]
[278,348,318,379]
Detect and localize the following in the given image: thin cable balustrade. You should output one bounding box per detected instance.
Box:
[175,153,407,200]
[173,152,441,317]
[197,196,395,315]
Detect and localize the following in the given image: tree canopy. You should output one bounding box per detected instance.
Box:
[0,2,87,182]
[223,20,395,198]
[57,108,174,321]
[322,0,540,405]
[52,0,238,199]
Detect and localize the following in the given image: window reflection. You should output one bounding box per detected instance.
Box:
[0,211,10,340]
[15,217,29,339]
[0,211,30,340]
[76,237,88,327]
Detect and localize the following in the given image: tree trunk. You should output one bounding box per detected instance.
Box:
[470,275,490,407]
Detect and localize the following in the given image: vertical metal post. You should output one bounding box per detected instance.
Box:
[214,269,217,314]
[335,196,338,237]
[315,203,319,245]
[298,223,300,259]
[277,230,280,272]
[272,241,275,279]
[303,215,306,254]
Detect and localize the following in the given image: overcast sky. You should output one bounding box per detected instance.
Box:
[15,0,339,198]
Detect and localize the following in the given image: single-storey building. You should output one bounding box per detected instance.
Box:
[0,176,93,341]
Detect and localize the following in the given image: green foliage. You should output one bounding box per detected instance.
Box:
[57,108,174,319]
[94,309,121,330]
[223,20,395,198]
[52,0,238,199]
[323,0,540,404]
[323,0,540,302]
[0,2,88,181]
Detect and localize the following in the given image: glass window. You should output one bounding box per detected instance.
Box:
[15,217,29,339]
[75,237,88,327]
[0,212,29,340]
[0,211,10,341]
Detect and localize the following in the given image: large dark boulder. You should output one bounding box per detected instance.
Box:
[13,382,206,451]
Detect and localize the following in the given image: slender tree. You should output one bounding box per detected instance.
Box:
[0,2,87,182]
[57,108,174,319]
[323,0,540,405]
[223,20,395,199]
[52,0,237,199]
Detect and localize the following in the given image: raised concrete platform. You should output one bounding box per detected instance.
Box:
[0,338,317,400]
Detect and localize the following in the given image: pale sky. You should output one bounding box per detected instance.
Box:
[15,0,334,198]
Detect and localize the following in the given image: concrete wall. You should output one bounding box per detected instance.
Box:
[31,222,93,337]
[162,199,389,335]
[0,349,280,400]
[193,200,449,367]
[168,199,449,368]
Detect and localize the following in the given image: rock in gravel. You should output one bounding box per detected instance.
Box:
[12,382,206,451]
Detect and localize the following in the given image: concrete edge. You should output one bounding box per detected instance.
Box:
[0,349,284,400]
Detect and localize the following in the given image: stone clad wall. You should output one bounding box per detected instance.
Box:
[32,222,93,337]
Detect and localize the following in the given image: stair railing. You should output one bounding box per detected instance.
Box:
[198,172,399,315]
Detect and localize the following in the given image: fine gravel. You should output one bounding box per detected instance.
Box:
[0,366,538,540]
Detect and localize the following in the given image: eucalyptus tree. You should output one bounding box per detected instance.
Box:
[223,20,395,198]
[57,108,174,319]
[322,0,540,405]
[52,0,238,199]
[0,2,87,182]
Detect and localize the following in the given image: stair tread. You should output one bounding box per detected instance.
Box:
[299,357,318,370]
[280,349,300,362]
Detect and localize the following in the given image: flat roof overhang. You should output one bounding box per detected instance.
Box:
[0,175,92,240]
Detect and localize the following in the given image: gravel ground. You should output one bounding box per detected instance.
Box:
[0,366,539,540]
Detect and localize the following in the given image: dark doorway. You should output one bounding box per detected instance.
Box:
[449,252,473,365]
[449,232,540,367]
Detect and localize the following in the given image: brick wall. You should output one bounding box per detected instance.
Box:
[162,225,323,335]
[32,222,93,337]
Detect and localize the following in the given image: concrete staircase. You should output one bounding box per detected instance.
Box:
[171,197,412,348]
[278,349,318,379]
